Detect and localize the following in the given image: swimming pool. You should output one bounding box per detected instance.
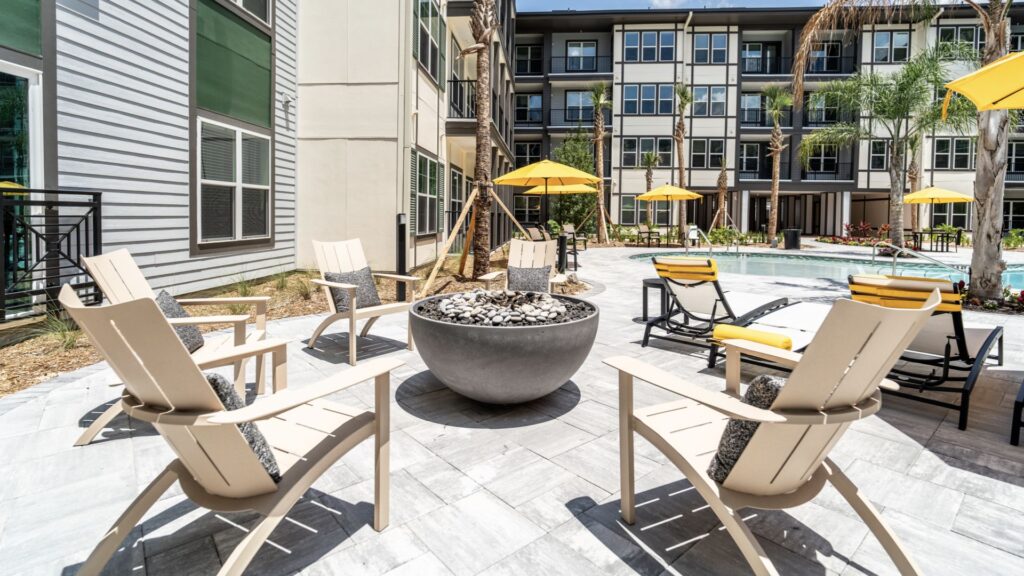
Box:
[629,251,1024,290]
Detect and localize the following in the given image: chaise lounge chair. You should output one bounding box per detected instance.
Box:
[59,285,402,576]
[607,291,941,575]
[481,238,567,293]
[78,249,276,446]
[307,239,418,365]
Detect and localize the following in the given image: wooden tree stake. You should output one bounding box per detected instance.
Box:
[418,187,480,298]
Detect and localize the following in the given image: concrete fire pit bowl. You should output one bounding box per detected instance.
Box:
[409,291,599,404]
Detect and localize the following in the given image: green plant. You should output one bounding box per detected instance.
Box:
[546,220,562,236]
[38,312,80,351]
[707,227,742,246]
[294,278,313,301]
[235,275,254,297]
[274,270,290,291]
[551,129,598,234]
[1004,229,1024,249]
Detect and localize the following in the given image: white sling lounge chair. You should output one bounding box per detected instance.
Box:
[78,249,275,446]
[308,239,418,365]
[480,239,567,292]
[607,291,941,576]
[59,285,401,576]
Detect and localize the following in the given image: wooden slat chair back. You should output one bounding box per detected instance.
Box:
[653,257,728,319]
[61,288,278,498]
[509,238,557,270]
[83,249,156,303]
[721,294,939,497]
[312,239,370,315]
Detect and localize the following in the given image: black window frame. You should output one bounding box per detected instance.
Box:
[515,44,543,75]
[693,33,728,65]
[869,140,889,171]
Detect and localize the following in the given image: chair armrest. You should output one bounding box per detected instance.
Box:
[878,378,899,392]
[604,355,785,423]
[311,278,357,290]
[195,338,289,369]
[168,315,250,327]
[478,271,506,282]
[205,357,404,424]
[722,338,802,368]
[373,273,420,283]
[177,296,271,306]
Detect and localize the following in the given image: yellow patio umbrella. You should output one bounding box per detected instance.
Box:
[636,184,702,202]
[495,159,601,219]
[903,187,974,205]
[942,51,1024,118]
[523,183,597,195]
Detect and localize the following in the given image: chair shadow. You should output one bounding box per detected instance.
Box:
[395,369,581,429]
[302,332,407,365]
[567,482,847,575]
[60,488,371,575]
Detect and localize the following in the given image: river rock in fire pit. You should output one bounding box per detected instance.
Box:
[417,289,592,327]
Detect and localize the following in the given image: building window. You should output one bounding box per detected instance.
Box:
[449,167,464,231]
[1010,141,1024,174]
[869,140,889,170]
[691,86,726,117]
[515,94,542,124]
[659,84,674,115]
[641,31,657,62]
[1012,32,1024,52]
[933,137,975,170]
[515,142,541,168]
[657,138,673,167]
[198,119,271,244]
[806,145,838,173]
[413,152,439,235]
[622,138,638,167]
[624,31,640,62]
[873,31,909,63]
[691,138,725,169]
[621,196,669,225]
[640,84,656,114]
[567,41,597,72]
[710,86,727,116]
[808,41,841,72]
[0,0,41,55]
[740,143,760,173]
[413,0,446,85]
[693,33,727,64]
[623,85,638,114]
[805,93,840,125]
[228,0,271,24]
[692,86,708,116]
[620,195,638,225]
[660,31,676,61]
[939,25,984,54]
[1005,199,1024,230]
[514,195,541,224]
[516,45,543,75]
[566,90,593,122]
[932,202,969,229]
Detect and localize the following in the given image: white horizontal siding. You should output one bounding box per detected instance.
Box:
[55,0,299,295]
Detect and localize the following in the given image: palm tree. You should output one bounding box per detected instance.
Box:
[763,84,793,242]
[673,84,693,233]
[590,82,612,243]
[714,161,729,229]
[642,151,659,225]
[798,49,975,246]
[468,0,496,278]
[906,133,923,232]
[791,0,1011,298]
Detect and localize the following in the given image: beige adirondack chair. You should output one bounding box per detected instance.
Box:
[59,285,400,576]
[308,239,417,365]
[480,239,567,292]
[606,291,942,576]
[78,249,274,446]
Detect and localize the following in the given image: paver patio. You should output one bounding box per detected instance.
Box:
[1,245,1023,575]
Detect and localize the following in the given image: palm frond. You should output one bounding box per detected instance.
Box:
[674,83,693,113]
[798,123,861,168]
[641,151,660,169]
[590,82,612,110]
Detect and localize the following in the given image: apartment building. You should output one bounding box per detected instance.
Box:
[296,0,517,271]
[514,6,1024,236]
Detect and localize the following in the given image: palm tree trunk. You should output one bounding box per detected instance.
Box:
[767,126,783,241]
[887,145,905,246]
[593,118,608,243]
[645,168,654,224]
[971,109,1010,298]
[470,2,494,279]
[674,120,687,237]
[907,159,920,232]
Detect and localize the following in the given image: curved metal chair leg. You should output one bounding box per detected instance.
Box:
[359,316,379,338]
[705,498,779,576]
[216,512,289,576]
[74,398,126,447]
[307,313,345,350]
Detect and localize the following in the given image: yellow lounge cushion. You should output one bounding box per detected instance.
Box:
[712,324,793,350]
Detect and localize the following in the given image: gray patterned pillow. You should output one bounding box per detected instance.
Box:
[324,268,381,311]
[507,265,551,293]
[707,374,785,484]
[206,373,281,483]
[155,290,204,353]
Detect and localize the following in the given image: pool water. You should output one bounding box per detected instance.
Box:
[629,252,1024,290]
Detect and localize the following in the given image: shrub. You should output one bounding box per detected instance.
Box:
[707,227,741,246]
[294,278,313,301]
[1004,229,1024,249]
[38,313,80,351]
[274,270,290,291]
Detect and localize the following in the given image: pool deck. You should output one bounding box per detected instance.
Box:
[1,245,1023,575]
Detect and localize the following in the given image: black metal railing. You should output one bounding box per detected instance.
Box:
[449,79,476,119]
[806,55,858,75]
[515,60,544,76]
[549,108,612,127]
[514,110,544,127]
[1,189,102,322]
[741,56,858,75]
[802,162,854,181]
[1006,169,1024,182]
[803,108,856,127]
[549,56,613,74]
[738,162,791,181]
[740,108,793,128]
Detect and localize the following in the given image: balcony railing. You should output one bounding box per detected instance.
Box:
[449,79,476,119]
[740,108,793,128]
[741,56,857,76]
[514,110,544,128]
[738,163,791,181]
[515,60,544,76]
[803,108,856,127]
[806,55,858,75]
[2,189,103,322]
[1007,169,1024,182]
[549,56,613,75]
[802,162,854,181]
[549,108,611,127]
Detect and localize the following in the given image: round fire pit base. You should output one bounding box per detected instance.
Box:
[409,293,599,404]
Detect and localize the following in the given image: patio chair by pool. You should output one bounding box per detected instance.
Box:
[308,239,418,365]
[480,239,567,292]
[562,223,587,251]
[607,291,941,576]
[643,257,800,352]
[848,274,1004,430]
[78,249,275,446]
[59,285,401,576]
[636,223,660,247]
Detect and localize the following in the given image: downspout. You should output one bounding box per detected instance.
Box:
[401,0,415,270]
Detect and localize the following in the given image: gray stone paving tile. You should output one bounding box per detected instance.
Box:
[550,514,668,576]
[477,533,605,575]
[343,429,436,480]
[300,526,429,576]
[952,495,1024,556]
[402,454,481,504]
[906,450,1024,514]
[145,535,222,576]
[746,502,869,574]
[830,428,925,474]
[552,434,660,493]
[514,475,610,532]
[406,490,546,576]
[669,528,836,576]
[329,469,446,543]
[464,445,576,508]
[382,552,454,576]
[504,416,597,459]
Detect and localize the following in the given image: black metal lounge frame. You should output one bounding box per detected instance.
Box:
[1012,379,1024,446]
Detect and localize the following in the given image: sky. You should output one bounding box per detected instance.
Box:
[515,0,828,12]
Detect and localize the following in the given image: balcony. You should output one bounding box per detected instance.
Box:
[515,60,544,77]
[738,162,791,181]
[549,56,613,75]
[1007,169,1024,182]
[549,108,611,128]
[739,108,793,128]
[802,162,854,181]
[448,79,476,119]
[803,108,856,127]
[740,56,857,76]
[805,55,858,75]
[514,109,544,128]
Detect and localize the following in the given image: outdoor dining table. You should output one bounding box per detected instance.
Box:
[907,230,955,252]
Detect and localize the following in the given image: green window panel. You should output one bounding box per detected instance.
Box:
[196,0,272,128]
[0,0,41,56]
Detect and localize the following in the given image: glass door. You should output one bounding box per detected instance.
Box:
[1,62,41,293]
